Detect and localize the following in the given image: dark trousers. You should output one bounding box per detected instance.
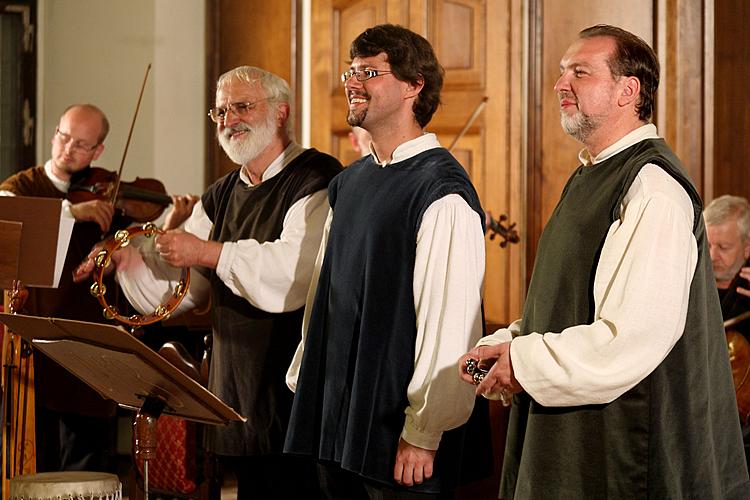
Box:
[35,408,116,472]
[318,463,454,500]
[222,454,320,500]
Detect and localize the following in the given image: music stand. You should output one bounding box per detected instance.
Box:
[0,313,244,498]
[0,196,77,500]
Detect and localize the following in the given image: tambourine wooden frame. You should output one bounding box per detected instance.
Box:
[90,223,190,327]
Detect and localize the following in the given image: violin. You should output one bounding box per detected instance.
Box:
[487,212,520,248]
[68,166,172,223]
[724,311,750,424]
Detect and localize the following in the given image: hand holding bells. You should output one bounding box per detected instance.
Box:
[89,222,190,327]
[465,357,512,407]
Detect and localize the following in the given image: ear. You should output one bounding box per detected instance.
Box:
[743,238,750,260]
[403,74,425,100]
[276,102,290,129]
[617,76,641,109]
[91,143,105,162]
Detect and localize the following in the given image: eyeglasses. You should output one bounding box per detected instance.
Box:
[54,128,99,153]
[340,68,393,84]
[208,98,272,124]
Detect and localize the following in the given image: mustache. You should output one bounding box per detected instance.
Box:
[219,123,254,140]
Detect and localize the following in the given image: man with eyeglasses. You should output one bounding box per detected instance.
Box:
[285,24,490,498]
[0,104,120,473]
[76,66,342,499]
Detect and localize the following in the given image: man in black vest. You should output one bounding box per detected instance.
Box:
[77,66,342,499]
[285,24,490,499]
[704,194,750,466]
[459,25,750,498]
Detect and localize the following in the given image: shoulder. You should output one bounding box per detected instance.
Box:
[291,148,343,181]
[627,164,694,225]
[0,166,51,195]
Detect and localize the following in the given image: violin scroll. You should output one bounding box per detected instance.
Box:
[486,212,520,248]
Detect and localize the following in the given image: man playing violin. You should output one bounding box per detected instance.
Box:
[704,194,750,466]
[76,66,342,499]
[0,104,119,473]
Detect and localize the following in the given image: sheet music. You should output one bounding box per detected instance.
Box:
[53,214,74,288]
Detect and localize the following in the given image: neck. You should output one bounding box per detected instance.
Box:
[242,137,290,184]
[717,279,732,290]
[584,117,646,159]
[369,120,423,163]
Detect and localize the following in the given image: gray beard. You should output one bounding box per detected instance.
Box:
[560,110,597,142]
[218,114,276,165]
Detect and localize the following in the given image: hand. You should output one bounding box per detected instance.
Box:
[69,199,115,232]
[163,194,200,231]
[72,243,123,283]
[459,343,523,403]
[737,267,750,297]
[155,229,218,268]
[393,438,435,487]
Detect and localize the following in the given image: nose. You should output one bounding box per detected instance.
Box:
[345,76,363,93]
[222,108,241,127]
[553,72,569,93]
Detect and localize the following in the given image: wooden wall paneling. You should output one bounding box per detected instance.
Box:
[712,0,750,202]
[655,0,712,198]
[206,0,296,181]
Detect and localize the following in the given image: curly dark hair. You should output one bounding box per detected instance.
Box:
[579,25,660,122]
[350,24,444,128]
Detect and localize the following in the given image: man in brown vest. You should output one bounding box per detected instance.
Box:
[0,104,118,472]
[77,66,342,499]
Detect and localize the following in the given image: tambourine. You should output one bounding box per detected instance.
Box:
[89,222,190,327]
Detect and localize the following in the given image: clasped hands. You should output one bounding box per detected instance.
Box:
[458,342,523,406]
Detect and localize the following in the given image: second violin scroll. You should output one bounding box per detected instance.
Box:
[68,166,172,224]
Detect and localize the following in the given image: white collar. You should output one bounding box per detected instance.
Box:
[579,124,659,166]
[239,141,306,186]
[371,133,441,166]
[44,159,71,193]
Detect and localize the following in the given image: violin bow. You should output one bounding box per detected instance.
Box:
[110,63,152,205]
[448,96,488,152]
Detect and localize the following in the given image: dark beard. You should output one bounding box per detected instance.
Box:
[347,108,366,128]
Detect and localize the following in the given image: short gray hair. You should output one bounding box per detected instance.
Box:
[216,66,294,139]
[704,194,750,241]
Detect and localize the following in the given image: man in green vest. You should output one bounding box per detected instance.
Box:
[459,25,750,498]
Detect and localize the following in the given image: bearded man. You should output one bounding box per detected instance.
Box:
[77,66,342,499]
[459,25,748,498]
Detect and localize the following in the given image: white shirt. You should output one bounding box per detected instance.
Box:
[477,124,698,407]
[286,133,486,450]
[114,141,332,316]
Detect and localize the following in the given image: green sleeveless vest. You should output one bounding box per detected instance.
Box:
[501,139,749,499]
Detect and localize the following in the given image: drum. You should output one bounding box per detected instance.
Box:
[9,471,121,500]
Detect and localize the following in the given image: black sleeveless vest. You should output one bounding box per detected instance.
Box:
[201,148,341,455]
[286,148,492,492]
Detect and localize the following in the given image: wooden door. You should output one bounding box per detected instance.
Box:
[310,0,526,326]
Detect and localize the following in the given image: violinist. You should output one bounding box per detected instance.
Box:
[704,194,750,466]
[0,104,118,473]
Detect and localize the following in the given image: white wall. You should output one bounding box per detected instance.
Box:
[37,0,205,196]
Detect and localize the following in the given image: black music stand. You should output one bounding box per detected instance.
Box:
[0,313,244,498]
